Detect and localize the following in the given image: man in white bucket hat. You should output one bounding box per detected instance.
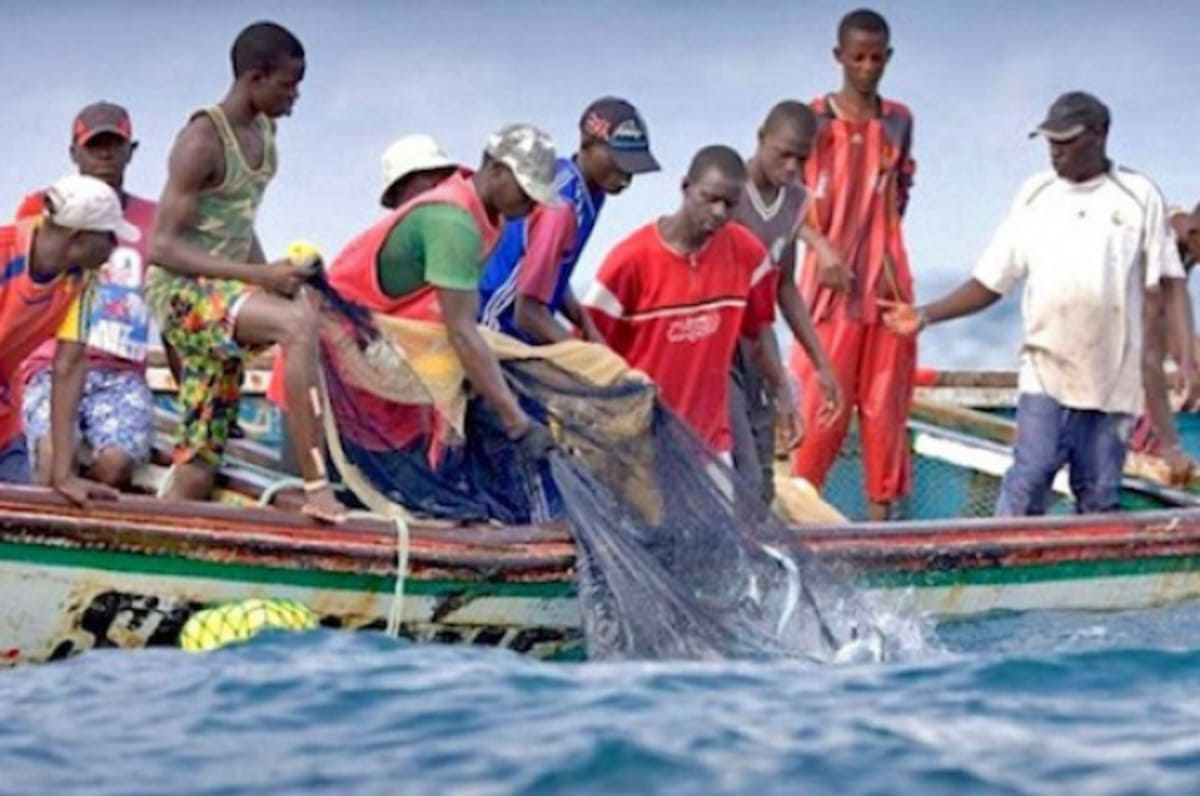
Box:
[379,134,458,210]
[0,174,131,498]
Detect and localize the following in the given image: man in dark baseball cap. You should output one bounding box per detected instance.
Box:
[1029,91,1110,142]
[478,97,659,345]
[579,96,660,175]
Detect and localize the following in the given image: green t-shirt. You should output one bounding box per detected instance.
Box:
[377,204,484,299]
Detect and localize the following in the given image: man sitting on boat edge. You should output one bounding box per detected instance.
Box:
[882,91,1194,517]
[0,175,135,501]
[15,102,157,494]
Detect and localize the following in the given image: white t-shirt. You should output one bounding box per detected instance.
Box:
[973,166,1185,414]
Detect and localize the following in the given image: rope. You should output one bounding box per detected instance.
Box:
[346,510,409,638]
[258,477,306,507]
[386,515,410,637]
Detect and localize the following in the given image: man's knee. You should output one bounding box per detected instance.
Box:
[90,449,135,489]
[277,300,319,351]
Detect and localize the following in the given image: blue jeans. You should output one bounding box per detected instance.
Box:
[0,435,32,485]
[997,393,1131,516]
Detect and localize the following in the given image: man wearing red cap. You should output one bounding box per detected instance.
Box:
[15,102,157,493]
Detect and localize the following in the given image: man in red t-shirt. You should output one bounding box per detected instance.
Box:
[791,8,918,520]
[583,145,774,458]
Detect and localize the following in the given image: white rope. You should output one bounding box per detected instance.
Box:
[345,510,409,638]
[386,515,410,638]
[258,477,306,507]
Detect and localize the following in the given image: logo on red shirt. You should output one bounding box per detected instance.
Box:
[666,312,720,344]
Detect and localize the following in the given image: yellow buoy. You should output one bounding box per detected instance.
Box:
[179,598,319,652]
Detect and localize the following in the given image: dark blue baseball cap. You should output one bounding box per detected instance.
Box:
[579,97,660,174]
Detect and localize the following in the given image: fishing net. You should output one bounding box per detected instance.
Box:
[301,292,894,663]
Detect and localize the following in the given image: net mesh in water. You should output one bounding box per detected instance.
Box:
[312,309,899,662]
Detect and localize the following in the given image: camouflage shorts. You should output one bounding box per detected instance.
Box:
[145,269,260,466]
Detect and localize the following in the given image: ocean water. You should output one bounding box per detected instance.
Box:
[2,604,1200,796]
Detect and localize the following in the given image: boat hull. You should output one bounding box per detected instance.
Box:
[4,488,1200,665]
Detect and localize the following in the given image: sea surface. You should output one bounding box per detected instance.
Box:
[2,602,1200,796]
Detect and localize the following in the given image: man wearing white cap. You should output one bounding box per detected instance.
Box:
[379,134,458,210]
[0,174,133,499]
[269,123,563,469]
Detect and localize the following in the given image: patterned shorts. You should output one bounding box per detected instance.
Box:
[145,271,260,467]
[23,367,154,464]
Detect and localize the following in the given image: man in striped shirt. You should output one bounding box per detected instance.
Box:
[791,8,918,520]
[584,146,775,459]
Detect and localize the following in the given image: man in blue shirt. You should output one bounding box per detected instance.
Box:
[479,97,659,343]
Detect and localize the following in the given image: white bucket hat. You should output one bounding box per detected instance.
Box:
[380,134,456,205]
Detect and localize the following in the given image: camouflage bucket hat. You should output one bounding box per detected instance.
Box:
[485,123,560,206]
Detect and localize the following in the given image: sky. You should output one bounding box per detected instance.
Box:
[4,0,1200,368]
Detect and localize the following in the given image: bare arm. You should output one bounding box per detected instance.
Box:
[513,294,570,344]
[48,340,86,486]
[438,287,529,436]
[561,287,603,342]
[922,279,1002,326]
[1164,278,1197,401]
[1142,289,1180,448]
[149,118,267,284]
[777,238,835,375]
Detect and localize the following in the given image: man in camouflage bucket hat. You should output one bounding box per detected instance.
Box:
[271,123,562,473]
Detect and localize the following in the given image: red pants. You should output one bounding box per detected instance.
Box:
[790,319,916,503]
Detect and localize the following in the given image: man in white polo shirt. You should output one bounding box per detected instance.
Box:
[881,92,1193,516]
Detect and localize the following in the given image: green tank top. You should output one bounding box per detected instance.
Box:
[183,105,276,261]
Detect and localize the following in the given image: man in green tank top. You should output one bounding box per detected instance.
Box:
[146,21,346,523]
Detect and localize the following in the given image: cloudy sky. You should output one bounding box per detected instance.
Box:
[4,0,1197,367]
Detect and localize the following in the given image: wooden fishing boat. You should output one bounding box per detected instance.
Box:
[2,363,1197,666]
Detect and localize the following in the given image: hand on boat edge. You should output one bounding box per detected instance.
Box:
[51,475,119,508]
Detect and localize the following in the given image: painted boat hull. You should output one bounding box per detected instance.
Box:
[4,485,1200,666]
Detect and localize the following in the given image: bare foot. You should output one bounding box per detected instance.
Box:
[300,485,348,524]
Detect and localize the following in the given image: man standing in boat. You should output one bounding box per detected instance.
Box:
[882,92,1193,516]
[730,100,844,507]
[15,102,157,494]
[790,8,918,521]
[478,97,660,344]
[583,145,776,463]
[146,21,347,523]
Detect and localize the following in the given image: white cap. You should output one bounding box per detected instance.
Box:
[381,134,456,204]
[45,174,139,241]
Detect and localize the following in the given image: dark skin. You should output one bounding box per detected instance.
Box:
[32,223,120,506]
[381,167,457,211]
[749,120,845,438]
[1140,209,1200,481]
[150,54,346,523]
[833,29,892,121]
[658,165,792,448]
[43,132,141,492]
[511,139,629,344]
[883,125,1196,458]
[436,160,541,439]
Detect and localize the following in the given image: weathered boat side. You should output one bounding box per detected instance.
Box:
[5,486,1200,665]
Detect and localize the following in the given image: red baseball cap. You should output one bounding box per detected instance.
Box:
[72,101,133,146]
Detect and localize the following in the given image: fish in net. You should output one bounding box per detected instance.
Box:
[304,284,896,662]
